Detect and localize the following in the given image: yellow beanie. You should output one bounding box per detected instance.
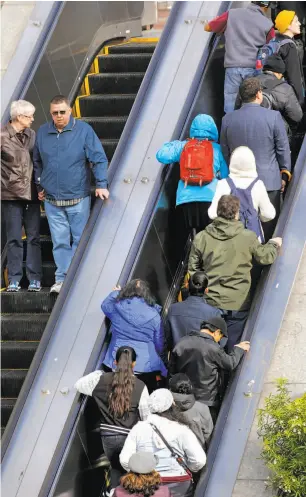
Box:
[275,10,296,34]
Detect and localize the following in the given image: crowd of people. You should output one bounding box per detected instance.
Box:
[1,1,305,496]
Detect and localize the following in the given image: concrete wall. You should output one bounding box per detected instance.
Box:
[232,247,306,497]
[1,1,35,79]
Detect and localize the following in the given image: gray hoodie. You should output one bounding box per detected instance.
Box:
[172,392,214,447]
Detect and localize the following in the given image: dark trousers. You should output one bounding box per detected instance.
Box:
[101,434,127,489]
[263,191,281,241]
[220,309,249,352]
[2,201,41,283]
[178,202,211,233]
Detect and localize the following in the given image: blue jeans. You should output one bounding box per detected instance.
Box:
[224,67,256,113]
[44,196,91,282]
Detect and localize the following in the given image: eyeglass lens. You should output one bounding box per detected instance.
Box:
[52,111,67,116]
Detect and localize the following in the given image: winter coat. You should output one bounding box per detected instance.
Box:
[114,485,170,497]
[208,145,276,223]
[220,103,291,192]
[170,332,245,406]
[165,295,221,349]
[188,218,279,311]
[156,115,228,206]
[235,72,303,126]
[1,123,37,201]
[102,291,167,377]
[276,34,305,105]
[33,116,108,199]
[120,414,206,477]
[171,391,213,446]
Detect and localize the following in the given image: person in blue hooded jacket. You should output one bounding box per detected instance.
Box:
[156,114,228,232]
[102,279,167,392]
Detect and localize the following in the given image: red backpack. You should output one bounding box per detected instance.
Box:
[179,138,214,187]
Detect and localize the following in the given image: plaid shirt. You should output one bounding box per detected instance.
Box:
[45,195,83,207]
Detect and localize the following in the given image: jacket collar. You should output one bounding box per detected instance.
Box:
[186,295,209,304]
[247,3,265,16]
[6,122,31,138]
[241,102,261,109]
[48,115,76,134]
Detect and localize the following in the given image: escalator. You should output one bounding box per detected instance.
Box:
[2,2,306,497]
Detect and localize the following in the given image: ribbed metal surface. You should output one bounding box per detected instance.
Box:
[98,53,152,73]
[1,290,57,314]
[101,139,119,161]
[1,314,49,340]
[88,72,145,94]
[1,370,27,397]
[1,399,16,427]
[1,342,39,369]
[79,94,136,117]
[81,117,128,139]
[109,43,156,54]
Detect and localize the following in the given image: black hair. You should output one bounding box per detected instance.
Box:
[200,321,219,333]
[117,279,156,306]
[169,373,193,395]
[108,346,136,419]
[239,77,262,104]
[189,271,209,296]
[217,195,240,220]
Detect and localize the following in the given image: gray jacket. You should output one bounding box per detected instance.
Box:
[220,103,291,191]
[224,4,273,68]
[172,392,213,447]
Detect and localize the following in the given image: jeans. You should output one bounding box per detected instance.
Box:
[101,434,127,489]
[220,309,249,352]
[224,67,256,113]
[44,196,91,282]
[2,201,41,283]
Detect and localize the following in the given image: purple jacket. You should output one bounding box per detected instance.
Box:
[102,291,167,376]
[114,485,171,497]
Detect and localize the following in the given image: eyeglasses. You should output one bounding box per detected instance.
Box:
[51,110,67,116]
[20,115,34,119]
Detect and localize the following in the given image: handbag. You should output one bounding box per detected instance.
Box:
[150,423,193,482]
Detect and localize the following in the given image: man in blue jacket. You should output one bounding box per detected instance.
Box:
[220,78,291,241]
[34,95,109,293]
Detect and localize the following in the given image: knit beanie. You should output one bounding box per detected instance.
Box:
[263,54,286,74]
[229,146,257,180]
[128,452,158,474]
[148,389,173,414]
[275,10,295,34]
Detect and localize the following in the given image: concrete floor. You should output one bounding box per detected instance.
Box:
[232,247,306,496]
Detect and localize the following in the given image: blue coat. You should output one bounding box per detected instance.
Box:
[156,115,228,206]
[102,291,167,377]
[33,116,108,199]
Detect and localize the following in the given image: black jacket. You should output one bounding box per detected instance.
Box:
[170,332,245,406]
[276,34,305,106]
[165,295,221,349]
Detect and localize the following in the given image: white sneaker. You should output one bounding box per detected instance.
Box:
[50,282,63,294]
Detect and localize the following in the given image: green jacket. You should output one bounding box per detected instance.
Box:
[188,217,279,311]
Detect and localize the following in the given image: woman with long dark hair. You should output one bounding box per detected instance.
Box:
[120,389,206,497]
[101,280,167,392]
[75,346,150,490]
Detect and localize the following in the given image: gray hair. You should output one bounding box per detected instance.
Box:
[10,100,35,120]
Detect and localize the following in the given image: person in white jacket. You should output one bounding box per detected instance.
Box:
[208,146,276,241]
[120,389,206,497]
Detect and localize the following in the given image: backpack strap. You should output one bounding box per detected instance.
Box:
[226,176,237,193]
[245,177,259,192]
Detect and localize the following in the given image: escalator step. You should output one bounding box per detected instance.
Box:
[1,341,38,369]
[40,212,50,236]
[1,314,49,340]
[1,398,16,427]
[23,236,53,262]
[21,261,55,288]
[101,139,119,161]
[1,370,27,397]
[1,289,57,313]
[81,117,128,140]
[88,73,145,95]
[98,54,152,73]
[108,43,156,54]
[79,94,136,118]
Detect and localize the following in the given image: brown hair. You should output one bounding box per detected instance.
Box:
[239,77,262,103]
[217,195,240,220]
[121,471,161,497]
[50,95,70,106]
[108,347,136,419]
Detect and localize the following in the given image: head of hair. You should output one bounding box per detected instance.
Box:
[239,78,262,104]
[200,321,220,333]
[217,195,240,220]
[50,95,70,106]
[10,100,35,120]
[121,471,161,497]
[169,373,193,395]
[117,279,156,306]
[189,271,209,296]
[108,346,136,419]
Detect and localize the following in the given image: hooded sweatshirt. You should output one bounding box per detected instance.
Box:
[120,414,206,478]
[156,115,228,205]
[188,218,279,310]
[171,392,213,446]
[102,291,167,376]
[208,146,276,222]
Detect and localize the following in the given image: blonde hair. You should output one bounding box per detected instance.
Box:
[10,100,35,120]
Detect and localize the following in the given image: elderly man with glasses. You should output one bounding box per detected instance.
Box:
[33,95,109,293]
[1,100,42,292]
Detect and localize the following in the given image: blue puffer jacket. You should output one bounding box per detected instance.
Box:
[156,115,228,205]
[102,291,167,377]
[33,116,108,199]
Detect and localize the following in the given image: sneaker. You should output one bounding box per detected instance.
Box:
[7,281,21,292]
[28,280,42,292]
[50,282,63,294]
